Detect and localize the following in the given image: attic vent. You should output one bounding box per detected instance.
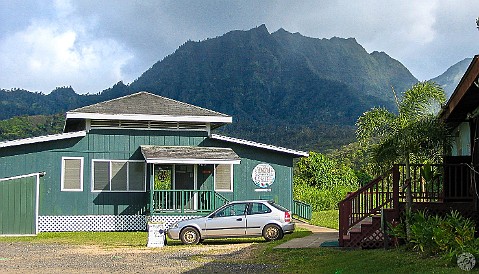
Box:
[89,120,208,131]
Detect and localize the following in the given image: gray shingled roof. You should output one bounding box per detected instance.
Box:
[140,146,240,163]
[69,92,230,117]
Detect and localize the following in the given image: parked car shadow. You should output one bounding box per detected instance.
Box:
[166,236,267,246]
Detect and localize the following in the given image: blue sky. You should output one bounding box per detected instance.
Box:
[0,0,478,94]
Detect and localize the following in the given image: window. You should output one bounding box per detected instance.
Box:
[249,202,272,215]
[214,164,233,192]
[61,157,84,191]
[214,203,247,217]
[92,160,146,192]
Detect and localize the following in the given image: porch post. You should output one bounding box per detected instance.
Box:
[149,164,154,214]
[392,165,399,210]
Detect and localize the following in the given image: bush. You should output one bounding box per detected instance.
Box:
[389,210,479,264]
[310,210,339,230]
[294,182,356,211]
[295,151,358,189]
[293,152,360,211]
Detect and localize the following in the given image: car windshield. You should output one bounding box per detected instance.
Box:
[268,201,289,212]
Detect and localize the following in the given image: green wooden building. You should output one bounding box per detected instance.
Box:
[0,92,307,235]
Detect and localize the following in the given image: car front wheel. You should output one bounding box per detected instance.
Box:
[180,227,201,245]
[263,224,284,241]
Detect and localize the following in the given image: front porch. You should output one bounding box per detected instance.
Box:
[148,189,312,221]
[149,189,229,215]
[339,158,477,248]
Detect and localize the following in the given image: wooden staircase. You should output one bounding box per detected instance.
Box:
[338,167,400,248]
[338,162,474,248]
[341,213,397,248]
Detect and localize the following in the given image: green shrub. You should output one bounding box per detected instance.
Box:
[293,151,360,211]
[310,210,339,229]
[295,151,358,189]
[294,182,356,211]
[389,210,479,264]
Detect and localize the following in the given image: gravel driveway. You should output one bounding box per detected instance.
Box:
[0,242,277,273]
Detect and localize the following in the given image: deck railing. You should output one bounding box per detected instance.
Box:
[338,162,475,246]
[397,163,472,203]
[293,200,312,220]
[151,189,229,215]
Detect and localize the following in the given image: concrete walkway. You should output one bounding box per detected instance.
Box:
[274,222,339,248]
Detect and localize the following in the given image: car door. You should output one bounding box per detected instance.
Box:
[245,202,273,236]
[204,203,247,237]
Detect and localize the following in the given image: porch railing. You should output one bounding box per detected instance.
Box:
[151,189,229,215]
[293,200,312,220]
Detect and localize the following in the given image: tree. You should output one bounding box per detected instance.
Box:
[294,151,359,211]
[356,81,449,212]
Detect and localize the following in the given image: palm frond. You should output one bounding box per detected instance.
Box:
[399,81,446,120]
[356,107,396,145]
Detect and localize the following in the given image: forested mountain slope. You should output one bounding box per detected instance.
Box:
[0,25,421,151]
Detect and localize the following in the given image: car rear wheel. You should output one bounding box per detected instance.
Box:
[180,227,201,245]
[263,224,284,241]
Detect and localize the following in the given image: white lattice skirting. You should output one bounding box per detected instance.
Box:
[39,215,195,232]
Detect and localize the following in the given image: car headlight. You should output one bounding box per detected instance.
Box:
[169,222,179,229]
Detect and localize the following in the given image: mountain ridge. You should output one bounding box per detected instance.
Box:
[431,58,472,97]
[1,25,464,152]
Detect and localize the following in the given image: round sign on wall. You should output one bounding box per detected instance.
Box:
[252,164,275,188]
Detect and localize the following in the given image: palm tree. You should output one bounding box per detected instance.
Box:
[356,81,449,212]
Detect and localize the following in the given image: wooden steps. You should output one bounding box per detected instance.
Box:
[340,215,388,249]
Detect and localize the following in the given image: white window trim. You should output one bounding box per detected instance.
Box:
[91,159,146,192]
[61,157,84,192]
[214,164,234,192]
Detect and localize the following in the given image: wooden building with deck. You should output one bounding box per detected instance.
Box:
[0,92,308,235]
[338,55,479,248]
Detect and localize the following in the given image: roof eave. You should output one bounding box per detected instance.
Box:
[0,131,87,148]
[66,112,232,124]
[144,159,241,164]
[210,134,309,157]
[441,55,479,122]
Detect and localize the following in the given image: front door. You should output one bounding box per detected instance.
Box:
[153,164,199,211]
[153,165,173,210]
[174,165,197,210]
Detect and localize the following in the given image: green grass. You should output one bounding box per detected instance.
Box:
[255,244,467,273]
[0,227,474,273]
[0,231,148,247]
[310,209,339,229]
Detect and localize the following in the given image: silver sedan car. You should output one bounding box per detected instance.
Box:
[167,200,295,244]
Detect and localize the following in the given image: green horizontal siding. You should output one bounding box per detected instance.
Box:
[0,129,208,217]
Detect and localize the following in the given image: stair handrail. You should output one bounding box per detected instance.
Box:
[214,191,230,209]
[338,166,399,246]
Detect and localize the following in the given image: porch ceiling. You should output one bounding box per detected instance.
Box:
[140,145,241,164]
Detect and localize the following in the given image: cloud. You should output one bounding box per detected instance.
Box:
[0,0,477,93]
[0,0,133,93]
[265,0,477,80]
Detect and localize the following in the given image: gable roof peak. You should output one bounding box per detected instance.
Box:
[64,91,232,131]
[69,91,230,118]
